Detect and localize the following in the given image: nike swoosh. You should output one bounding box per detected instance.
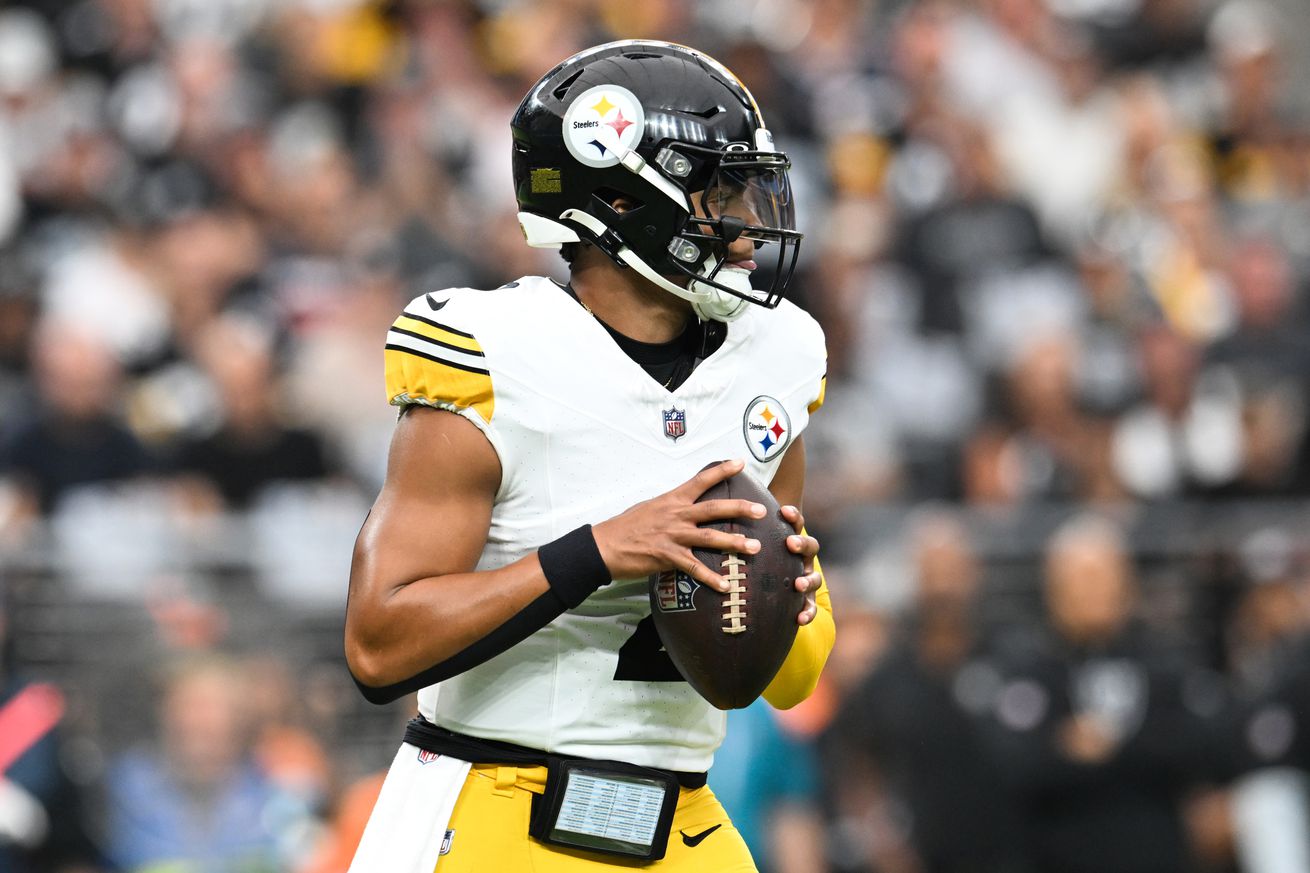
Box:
[680,824,722,847]
[426,294,448,310]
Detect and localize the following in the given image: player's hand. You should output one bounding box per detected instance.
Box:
[781,504,821,626]
[592,459,765,591]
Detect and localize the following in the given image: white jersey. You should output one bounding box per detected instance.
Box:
[383,276,827,772]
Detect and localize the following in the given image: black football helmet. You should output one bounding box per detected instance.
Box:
[511,40,801,322]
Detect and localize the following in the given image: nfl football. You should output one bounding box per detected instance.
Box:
[649,467,805,710]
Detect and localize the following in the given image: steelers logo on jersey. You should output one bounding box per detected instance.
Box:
[743,395,791,462]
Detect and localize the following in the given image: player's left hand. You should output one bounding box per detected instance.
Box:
[780,504,821,626]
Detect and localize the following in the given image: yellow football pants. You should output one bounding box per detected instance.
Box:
[435,763,757,871]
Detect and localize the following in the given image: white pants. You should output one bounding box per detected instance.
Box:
[347,743,472,873]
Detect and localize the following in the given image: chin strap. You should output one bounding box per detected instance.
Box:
[559,208,749,323]
[690,269,751,322]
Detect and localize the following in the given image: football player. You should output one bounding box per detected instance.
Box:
[345,40,833,871]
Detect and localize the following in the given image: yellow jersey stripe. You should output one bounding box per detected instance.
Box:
[384,346,494,423]
[393,314,483,354]
[390,325,485,358]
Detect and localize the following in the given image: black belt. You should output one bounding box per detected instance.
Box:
[404,717,708,789]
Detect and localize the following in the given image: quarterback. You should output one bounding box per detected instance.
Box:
[345,41,833,871]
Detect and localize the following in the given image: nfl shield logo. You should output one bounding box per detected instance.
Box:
[416,748,440,765]
[663,407,687,442]
[655,570,700,612]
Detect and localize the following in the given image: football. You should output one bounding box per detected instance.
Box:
[649,467,805,709]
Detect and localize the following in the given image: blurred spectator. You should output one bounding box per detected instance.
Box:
[1204,0,1293,188]
[0,319,153,516]
[0,246,39,422]
[1089,0,1210,72]
[710,699,826,873]
[1224,531,1310,766]
[1222,530,1310,873]
[1111,325,1245,499]
[1218,383,1307,499]
[0,587,102,873]
[1207,237,1309,385]
[1070,238,1157,417]
[986,514,1222,873]
[1201,238,1310,497]
[965,333,1117,504]
[991,26,1126,248]
[172,315,334,512]
[830,511,1028,873]
[105,654,319,873]
[243,652,331,814]
[301,771,384,873]
[42,227,159,357]
[300,691,413,873]
[893,122,1050,337]
[1226,528,1310,694]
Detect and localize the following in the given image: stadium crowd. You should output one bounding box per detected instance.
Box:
[1,0,1310,871]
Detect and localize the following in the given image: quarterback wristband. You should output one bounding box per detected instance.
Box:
[539,524,612,609]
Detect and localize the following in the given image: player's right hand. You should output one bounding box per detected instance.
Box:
[592,459,766,591]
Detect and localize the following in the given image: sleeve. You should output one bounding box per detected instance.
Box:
[802,311,827,417]
[806,371,827,416]
[762,555,835,710]
[383,293,495,427]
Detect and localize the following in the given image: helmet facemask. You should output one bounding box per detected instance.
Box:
[658,143,801,319]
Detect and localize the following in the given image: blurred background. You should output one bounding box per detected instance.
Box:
[2,0,1310,871]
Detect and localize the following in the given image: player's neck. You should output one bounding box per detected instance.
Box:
[569,257,693,344]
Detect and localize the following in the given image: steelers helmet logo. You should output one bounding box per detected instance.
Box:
[562,84,645,168]
[743,395,791,462]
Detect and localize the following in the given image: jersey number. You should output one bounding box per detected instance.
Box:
[613,616,686,682]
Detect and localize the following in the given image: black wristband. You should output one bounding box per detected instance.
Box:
[538,524,612,609]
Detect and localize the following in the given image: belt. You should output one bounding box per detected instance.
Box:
[403,717,708,789]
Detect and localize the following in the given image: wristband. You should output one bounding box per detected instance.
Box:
[538,524,612,609]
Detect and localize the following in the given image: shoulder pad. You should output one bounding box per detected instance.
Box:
[384,291,494,423]
[768,300,828,415]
